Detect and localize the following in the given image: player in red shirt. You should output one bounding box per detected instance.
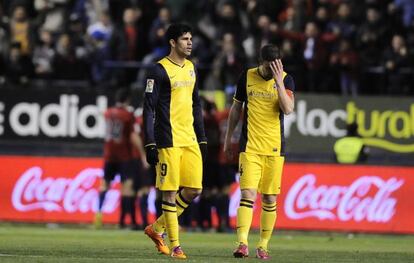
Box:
[198,98,238,232]
[131,113,153,228]
[94,89,146,229]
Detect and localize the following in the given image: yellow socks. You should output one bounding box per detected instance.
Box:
[162,201,180,248]
[257,202,277,250]
[175,190,191,216]
[152,191,191,234]
[236,198,254,245]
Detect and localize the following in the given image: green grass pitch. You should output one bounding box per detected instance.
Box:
[0,224,413,262]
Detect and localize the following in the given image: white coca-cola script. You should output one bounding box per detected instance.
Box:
[12,167,120,213]
[284,174,404,222]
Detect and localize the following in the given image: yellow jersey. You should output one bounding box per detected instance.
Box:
[143,57,206,148]
[234,67,295,156]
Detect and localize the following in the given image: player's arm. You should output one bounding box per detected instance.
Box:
[192,68,207,145]
[130,131,150,168]
[224,70,246,159]
[143,64,163,147]
[143,64,163,165]
[224,101,242,153]
[270,59,295,115]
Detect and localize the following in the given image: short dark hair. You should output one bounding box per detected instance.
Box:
[115,88,131,103]
[166,23,192,43]
[260,44,282,62]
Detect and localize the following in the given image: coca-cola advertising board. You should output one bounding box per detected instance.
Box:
[0,156,413,233]
[0,156,121,223]
[277,163,414,233]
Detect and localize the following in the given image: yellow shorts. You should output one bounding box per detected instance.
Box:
[238,152,284,194]
[156,144,203,191]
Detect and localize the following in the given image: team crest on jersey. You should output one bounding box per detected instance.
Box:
[145,79,154,93]
[189,70,195,78]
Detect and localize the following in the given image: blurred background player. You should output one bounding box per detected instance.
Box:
[131,109,152,229]
[143,23,207,259]
[198,97,236,232]
[215,104,240,233]
[197,97,220,231]
[95,88,145,229]
[224,44,295,259]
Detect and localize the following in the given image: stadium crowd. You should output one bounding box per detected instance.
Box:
[0,0,413,95]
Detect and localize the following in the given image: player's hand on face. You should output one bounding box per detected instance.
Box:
[270,59,284,87]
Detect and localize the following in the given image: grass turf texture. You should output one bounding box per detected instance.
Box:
[0,225,413,262]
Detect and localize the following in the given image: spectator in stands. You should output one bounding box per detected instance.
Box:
[356,7,388,67]
[136,7,170,88]
[53,33,89,80]
[147,6,170,60]
[211,33,247,91]
[249,15,278,62]
[87,12,113,84]
[330,38,359,96]
[9,5,34,56]
[110,7,148,85]
[382,34,411,94]
[107,0,132,23]
[110,7,147,61]
[139,0,166,30]
[314,5,330,33]
[327,2,356,40]
[0,5,9,59]
[244,0,286,22]
[391,0,414,28]
[34,0,69,33]
[0,58,4,85]
[87,11,113,41]
[277,21,337,92]
[71,0,106,26]
[0,0,414,95]
[4,42,34,86]
[165,0,191,22]
[32,28,55,79]
[281,39,304,89]
[67,14,88,61]
[215,2,244,40]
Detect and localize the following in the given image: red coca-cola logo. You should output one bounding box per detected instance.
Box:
[284,174,404,222]
[12,167,120,213]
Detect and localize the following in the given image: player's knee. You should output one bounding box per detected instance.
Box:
[262,194,277,204]
[181,188,201,201]
[162,191,176,203]
[241,189,257,200]
[121,179,134,195]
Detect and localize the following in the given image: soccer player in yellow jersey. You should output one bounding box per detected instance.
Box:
[143,24,207,259]
[224,44,295,259]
